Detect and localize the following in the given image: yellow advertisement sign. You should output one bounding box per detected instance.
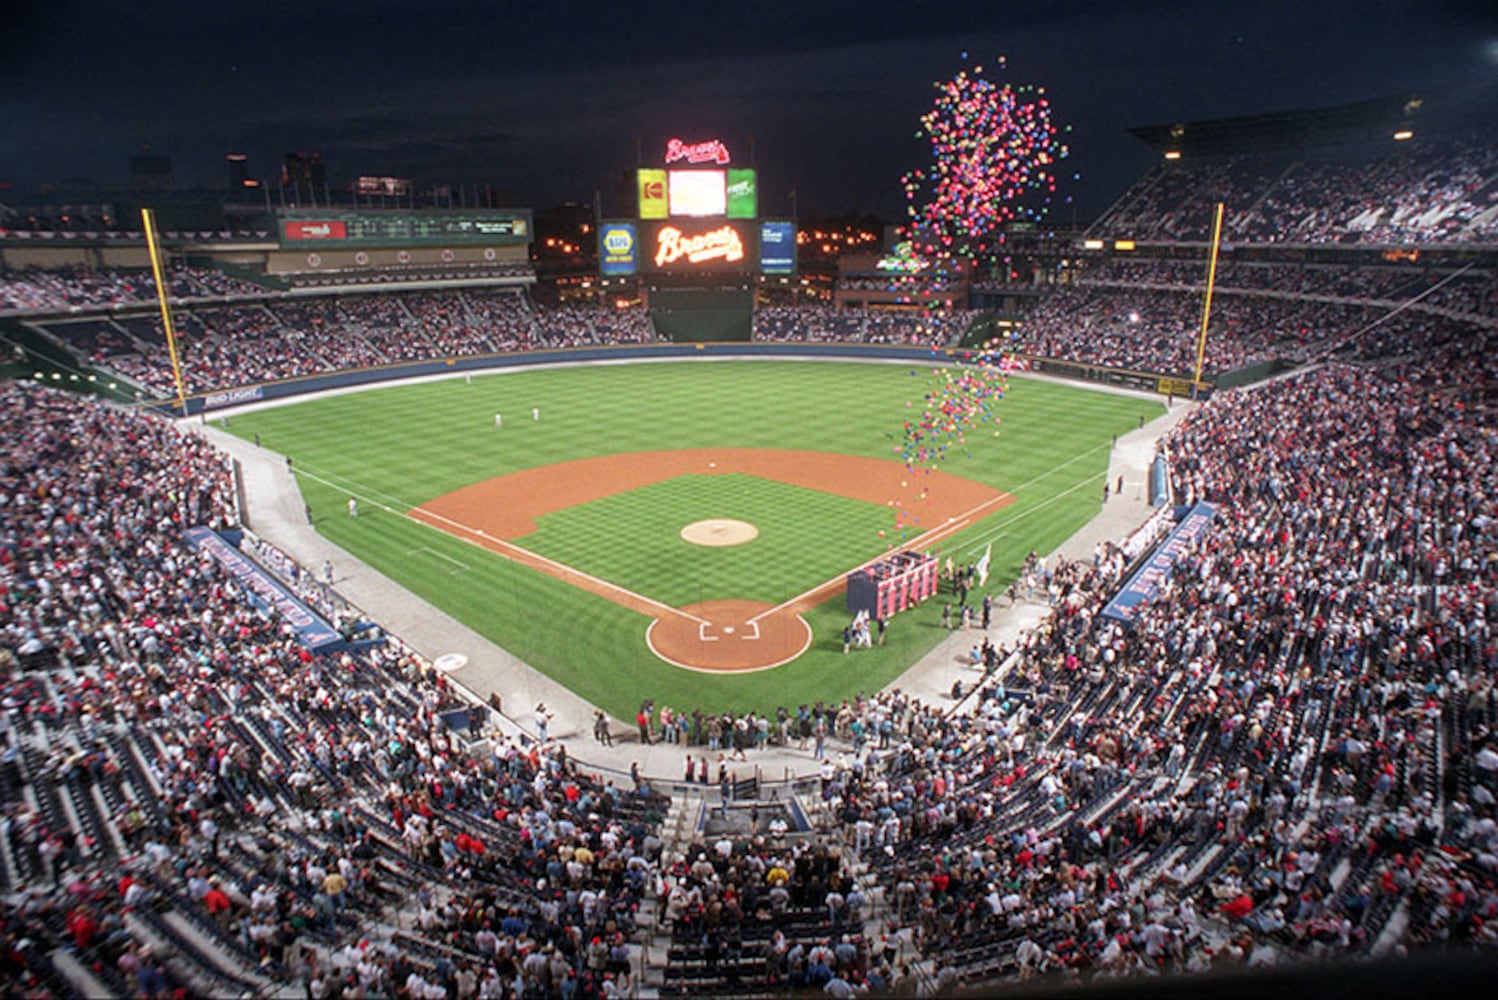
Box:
[638,168,668,220]
[1157,377,1197,397]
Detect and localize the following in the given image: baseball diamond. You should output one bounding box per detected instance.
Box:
[408,448,1013,671]
[228,360,1154,719]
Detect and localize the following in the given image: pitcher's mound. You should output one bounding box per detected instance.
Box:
[680,519,758,547]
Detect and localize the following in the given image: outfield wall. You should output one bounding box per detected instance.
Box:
[145,341,1205,417]
[146,343,970,416]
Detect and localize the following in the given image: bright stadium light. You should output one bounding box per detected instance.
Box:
[1393,129,1414,141]
[1114,240,1136,251]
[1082,239,1105,250]
[1163,150,1182,160]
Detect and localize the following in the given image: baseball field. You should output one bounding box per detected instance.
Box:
[225,359,1160,719]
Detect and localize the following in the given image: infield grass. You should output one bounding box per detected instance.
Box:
[226,360,1160,719]
[520,474,892,607]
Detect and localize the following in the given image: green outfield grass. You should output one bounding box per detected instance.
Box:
[226,360,1160,719]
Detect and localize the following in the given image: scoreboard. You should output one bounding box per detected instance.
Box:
[279,209,532,248]
[601,136,794,277]
[639,166,757,219]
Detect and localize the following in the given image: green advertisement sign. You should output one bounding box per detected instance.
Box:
[727,168,757,219]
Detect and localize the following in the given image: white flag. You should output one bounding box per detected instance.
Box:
[976,542,992,587]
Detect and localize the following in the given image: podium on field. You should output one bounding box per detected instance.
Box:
[846,551,939,619]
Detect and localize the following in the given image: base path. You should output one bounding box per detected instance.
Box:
[410,448,1011,671]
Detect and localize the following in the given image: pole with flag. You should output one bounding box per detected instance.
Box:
[975,542,992,588]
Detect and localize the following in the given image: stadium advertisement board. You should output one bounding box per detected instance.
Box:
[759,220,796,274]
[644,219,756,273]
[1101,501,1217,624]
[599,222,638,276]
[727,169,757,219]
[203,385,266,410]
[638,169,669,219]
[283,220,348,241]
[278,210,531,248]
[183,527,343,650]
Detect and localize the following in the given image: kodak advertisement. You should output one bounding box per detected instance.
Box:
[638,169,668,220]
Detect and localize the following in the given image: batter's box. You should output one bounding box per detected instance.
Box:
[698,619,761,642]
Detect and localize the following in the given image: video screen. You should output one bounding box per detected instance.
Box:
[668,169,726,217]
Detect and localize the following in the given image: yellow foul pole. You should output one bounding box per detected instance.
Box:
[141,208,189,415]
[1192,201,1226,389]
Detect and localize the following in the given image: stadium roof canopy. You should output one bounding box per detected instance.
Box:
[1128,93,1427,157]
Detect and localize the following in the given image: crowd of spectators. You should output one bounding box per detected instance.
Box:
[1077,259,1497,325]
[0,300,1495,995]
[617,315,1497,993]
[0,263,545,318]
[0,380,674,999]
[1015,285,1318,375]
[754,305,978,347]
[1015,260,1494,376]
[1093,141,1498,245]
[533,307,654,350]
[688,334,1494,989]
[0,266,264,313]
[30,292,658,397]
[4,236,1498,995]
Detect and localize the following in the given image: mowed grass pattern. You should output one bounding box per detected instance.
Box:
[518,474,893,607]
[227,361,1161,719]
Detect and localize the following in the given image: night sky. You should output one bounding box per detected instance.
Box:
[4,0,1495,222]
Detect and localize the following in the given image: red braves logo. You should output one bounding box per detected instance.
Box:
[665,138,731,165]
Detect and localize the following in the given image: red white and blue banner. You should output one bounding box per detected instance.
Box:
[1100,502,1217,624]
[184,527,343,650]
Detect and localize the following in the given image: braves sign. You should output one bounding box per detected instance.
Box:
[665,137,731,165]
[654,224,745,268]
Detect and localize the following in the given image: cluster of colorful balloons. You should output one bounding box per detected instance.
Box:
[900,55,1071,261]
[897,363,1000,467]
[878,338,1024,544]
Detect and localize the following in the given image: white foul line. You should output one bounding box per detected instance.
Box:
[403,502,707,625]
[745,490,1012,625]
